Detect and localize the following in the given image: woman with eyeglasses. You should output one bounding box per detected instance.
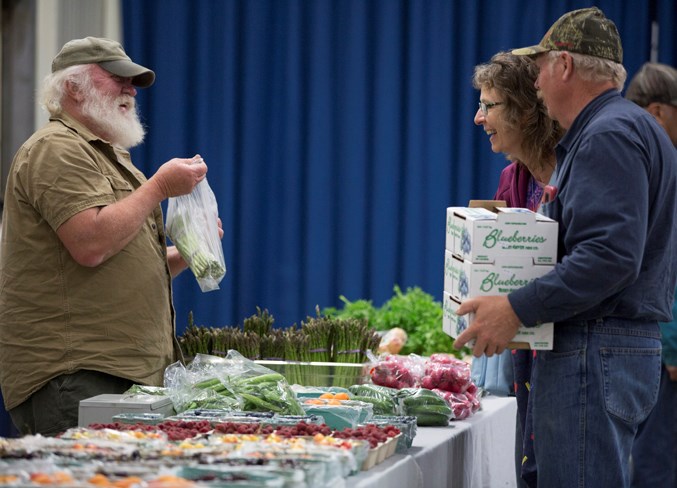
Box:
[471,51,565,488]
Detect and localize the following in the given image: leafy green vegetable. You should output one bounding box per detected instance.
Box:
[379,285,454,357]
[323,285,468,359]
[322,296,382,327]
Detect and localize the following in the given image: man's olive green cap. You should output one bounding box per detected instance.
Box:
[51,36,155,88]
[512,7,623,63]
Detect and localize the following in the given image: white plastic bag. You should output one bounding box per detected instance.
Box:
[166,177,226,292]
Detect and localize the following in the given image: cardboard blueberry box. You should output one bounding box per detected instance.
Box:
[446,206,558,265]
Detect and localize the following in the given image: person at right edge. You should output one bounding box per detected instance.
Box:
[625,61,677,488]
[453,7,677,488]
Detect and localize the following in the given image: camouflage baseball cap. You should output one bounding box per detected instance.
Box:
[512,7,622,63]
[52,37,155,88]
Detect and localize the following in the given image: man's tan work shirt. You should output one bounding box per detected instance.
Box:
[0,113,177,410]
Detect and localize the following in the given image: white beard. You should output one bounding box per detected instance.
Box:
[81,92,146,149]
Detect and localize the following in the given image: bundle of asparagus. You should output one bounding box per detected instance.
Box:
[282,328,310,385]
[179,312,260,360]
[330,317,381,387]
[243,307,275,337]
[179,308,381,387]
[178,313,214,360]
[165,177,226,293]
[171,214,225,280]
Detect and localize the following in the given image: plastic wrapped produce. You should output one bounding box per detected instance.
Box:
[377,327,408,355]
[163,351,305,415]
[369,354,425,389]
[420,353,472,393]
[432,388,481,420]
[166,176,226,292]
[348,384,399,415]
[396,388,453,426]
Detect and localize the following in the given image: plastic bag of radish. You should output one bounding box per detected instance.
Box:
[420,353,472,393]
[369,353,481,420]
[368,353,426,389]
[432,388,480,420]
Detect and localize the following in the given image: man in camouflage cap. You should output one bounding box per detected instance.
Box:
[511,7,622,63]
[454,7,677,488]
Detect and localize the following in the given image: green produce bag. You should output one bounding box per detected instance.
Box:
[164,351,305,415]
[348,384,399,415]
[396,388,453,426]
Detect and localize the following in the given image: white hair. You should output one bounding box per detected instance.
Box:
[547,50,627,91]
[40,64,92,116]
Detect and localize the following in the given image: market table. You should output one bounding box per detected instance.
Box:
[353,395,518,488]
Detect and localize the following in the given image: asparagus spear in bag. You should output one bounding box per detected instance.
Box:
[166,176,226,292]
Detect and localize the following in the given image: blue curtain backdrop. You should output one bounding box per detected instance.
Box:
[121,0,676,334]
[1,0,673,441]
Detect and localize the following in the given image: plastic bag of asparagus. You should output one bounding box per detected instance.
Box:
[166,176,226,292]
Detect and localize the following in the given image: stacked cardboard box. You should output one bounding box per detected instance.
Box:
[442,204,558,350]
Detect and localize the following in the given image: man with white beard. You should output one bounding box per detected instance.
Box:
[0,37,214,436]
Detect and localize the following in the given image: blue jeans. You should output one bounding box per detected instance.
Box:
[630,363,677,488]
[531,318,661,488]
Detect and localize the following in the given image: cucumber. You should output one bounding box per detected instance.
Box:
[402,395,448,409]
[413,412,451,427]
[405,404,453,416]
[397,387,442,401]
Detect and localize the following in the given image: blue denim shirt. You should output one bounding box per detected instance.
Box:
[510,89,677,327]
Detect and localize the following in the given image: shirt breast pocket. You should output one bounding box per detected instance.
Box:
[104,174,134,200]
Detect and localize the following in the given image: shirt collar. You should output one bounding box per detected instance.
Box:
[557,88,620,154]
[50,111,135,171]
[50,111,113,147]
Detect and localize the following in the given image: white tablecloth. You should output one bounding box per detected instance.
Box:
[353,396,518,488]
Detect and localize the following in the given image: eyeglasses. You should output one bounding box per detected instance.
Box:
[478,101,503,116]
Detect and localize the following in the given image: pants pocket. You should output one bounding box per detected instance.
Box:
[600,347,661,424]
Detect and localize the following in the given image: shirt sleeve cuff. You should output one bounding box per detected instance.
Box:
[509,283,547,328]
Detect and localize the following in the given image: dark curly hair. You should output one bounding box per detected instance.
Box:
[472,52,564,174]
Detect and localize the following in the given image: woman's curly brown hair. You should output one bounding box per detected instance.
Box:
[472,52,565,173]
